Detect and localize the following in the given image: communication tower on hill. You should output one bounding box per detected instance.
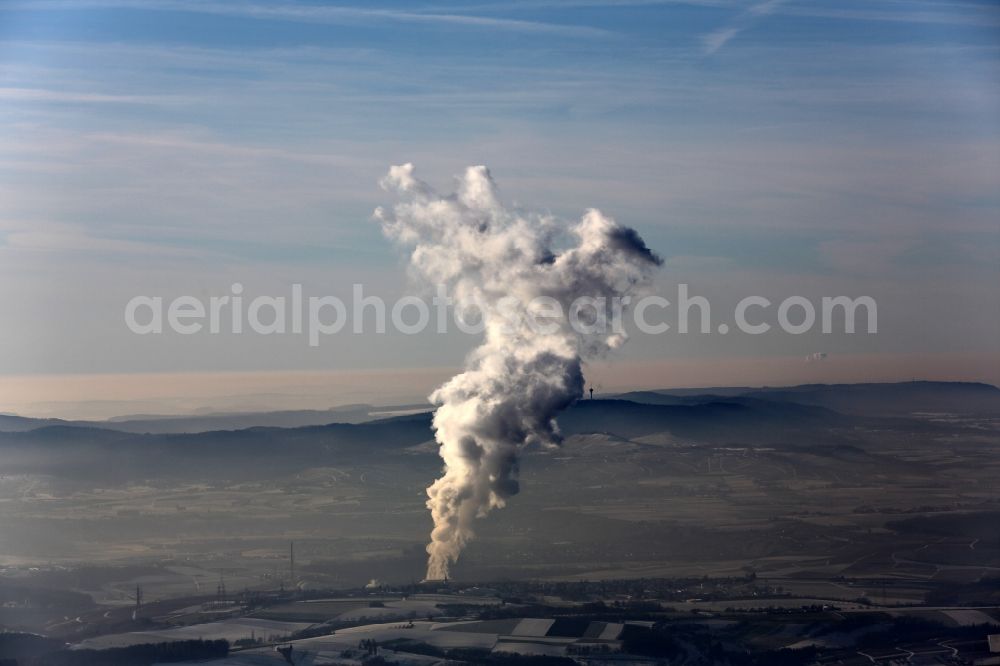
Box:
[131,584,143,620]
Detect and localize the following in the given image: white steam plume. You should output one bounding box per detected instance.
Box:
[375,164,661,581]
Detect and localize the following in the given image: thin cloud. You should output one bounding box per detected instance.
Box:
[424,0,734,10]
[774,4,1000,28]
[434,0,1000,29]
[0,87,187,105]
[702,26,741,54]
[0,220,212,258]
[701,0,1000,52]
[6,0,613,37]
[702,0,784,54]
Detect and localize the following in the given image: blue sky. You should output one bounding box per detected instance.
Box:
[0,0,998,416]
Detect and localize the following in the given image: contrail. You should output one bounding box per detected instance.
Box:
[376,164,661,580]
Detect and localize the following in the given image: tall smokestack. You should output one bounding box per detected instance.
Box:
[376,164,661,580]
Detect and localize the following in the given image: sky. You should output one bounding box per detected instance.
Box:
[0,0,998,418]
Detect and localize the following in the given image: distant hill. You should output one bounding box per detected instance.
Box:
[0,403,429,435]
[1,381,994,483]
[0,414,76,432]
[615,381,1000,416]
[0,396,880,483]
[560,397,849,440]
[0,412,438,482]
[99,404,395,433]
[4,382,993,436]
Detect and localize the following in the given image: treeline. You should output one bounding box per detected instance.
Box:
[472,575,757,602]
[438,650,577,665]
[0,634,63,661]
[621,621,817,666]
[7,639,228,666]
[925,577,1000,606]
[887,512,1000,539]
[475,600,662,623]
[348,648,586,665]
[856,617,1000,649]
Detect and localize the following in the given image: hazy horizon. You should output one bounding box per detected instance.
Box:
[2,352,997,420]
[1,0,998,409]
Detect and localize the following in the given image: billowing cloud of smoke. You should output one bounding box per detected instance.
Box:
[375,164,661,580]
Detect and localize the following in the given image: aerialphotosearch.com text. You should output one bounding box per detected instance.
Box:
[124,283,877,346]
